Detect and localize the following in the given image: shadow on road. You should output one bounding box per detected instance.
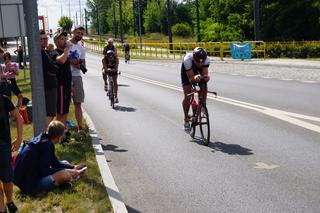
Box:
[191,137,253,155]
[114,105,136,112]
[118,84,130,87]
[126,205,142,213]
[101,144,128,153]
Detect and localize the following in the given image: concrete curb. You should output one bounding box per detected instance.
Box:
[83,109,128,213]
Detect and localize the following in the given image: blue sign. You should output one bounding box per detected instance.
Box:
[231,43,252,59]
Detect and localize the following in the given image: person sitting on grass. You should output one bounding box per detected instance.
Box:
[13,120,86,195]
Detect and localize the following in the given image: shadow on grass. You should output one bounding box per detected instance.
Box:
[190,137,254,155]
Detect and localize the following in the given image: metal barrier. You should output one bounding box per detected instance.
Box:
[84,40,266,61]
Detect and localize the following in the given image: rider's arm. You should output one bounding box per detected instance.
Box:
[115,57,119,70]
[102,58,108,72]
[186,69,202,83]
[201,66,210,82]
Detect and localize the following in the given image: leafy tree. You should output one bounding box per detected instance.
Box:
[172,23,192,37]
[58,16,73,32]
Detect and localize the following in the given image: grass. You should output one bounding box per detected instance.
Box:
[10,70,112,212]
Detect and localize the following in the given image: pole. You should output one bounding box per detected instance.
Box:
[167,0,173,51]
[253,0,261,41]
[138,0,142,49]
[69,0,71,20]
[119,0,124,43]
[132,0,136,37]
[196,0,200,42]
[84,8,88,34]
[23,0,46,135]
[79,0,82,26]
[113,2,117,38]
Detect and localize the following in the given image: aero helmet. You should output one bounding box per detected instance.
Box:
[106,50,115,58]
[193,47,207,62]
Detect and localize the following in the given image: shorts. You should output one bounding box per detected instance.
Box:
[8,78,21,96]
[34,175,57,193]
[72,76,84,103]
[181,69,191,86]
[0,143,13,182]
[57,85,71,115]
[45,89,57,117]
[0,80,11,96]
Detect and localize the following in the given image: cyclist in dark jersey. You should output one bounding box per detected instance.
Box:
[102,50,120,103]
[181,47,210,133]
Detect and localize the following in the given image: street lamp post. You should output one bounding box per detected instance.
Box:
[119,0,124,43]
[253,0,261,41]
[167,0,173,51]
[195,0,200,42]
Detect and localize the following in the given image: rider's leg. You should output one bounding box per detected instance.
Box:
[113,75,118,98]
[103,71,108,91]
[182,85,192,122]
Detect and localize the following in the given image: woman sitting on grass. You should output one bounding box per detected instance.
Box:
[13,120,86,195]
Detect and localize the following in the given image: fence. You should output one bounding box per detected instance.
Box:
[84,40,266,61]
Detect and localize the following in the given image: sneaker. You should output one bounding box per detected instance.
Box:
[184,122,191,133]
[7,202,17,213]
[115,97,119,103]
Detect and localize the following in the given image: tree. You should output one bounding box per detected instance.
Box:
[58,16,73,33]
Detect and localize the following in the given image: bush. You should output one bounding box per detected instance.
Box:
[266,42,320,58]
[172,23,192,37]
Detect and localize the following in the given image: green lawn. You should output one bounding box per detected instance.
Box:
[10,70,112,212]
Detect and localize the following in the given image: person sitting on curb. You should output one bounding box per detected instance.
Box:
[13,120,86,195]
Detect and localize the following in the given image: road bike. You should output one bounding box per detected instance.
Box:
[105,68,119,109]
[188,81,216,146]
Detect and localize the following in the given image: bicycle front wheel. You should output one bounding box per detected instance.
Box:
[199,104,210,146]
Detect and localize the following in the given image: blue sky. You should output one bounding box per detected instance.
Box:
[38,0,88,31]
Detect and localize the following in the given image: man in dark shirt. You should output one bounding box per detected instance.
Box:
[51,31,73,125]
[0,95,23,213]
[13,120,85,195]
[40,30,59,129]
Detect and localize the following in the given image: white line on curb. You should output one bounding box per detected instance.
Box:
[83,109,128,213]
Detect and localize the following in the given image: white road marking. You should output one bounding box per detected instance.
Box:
[123,73,320,134]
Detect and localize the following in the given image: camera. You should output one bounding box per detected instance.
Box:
[79,62,87,74]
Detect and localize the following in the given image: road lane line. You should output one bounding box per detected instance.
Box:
[122,73,320,134]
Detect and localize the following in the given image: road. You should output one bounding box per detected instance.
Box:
[83,52,320,213]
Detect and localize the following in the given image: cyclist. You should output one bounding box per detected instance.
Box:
[181,47,210,133]
[103,38,117,56]
[102,50,119,103]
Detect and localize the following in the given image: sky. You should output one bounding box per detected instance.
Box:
[37,0,88,32]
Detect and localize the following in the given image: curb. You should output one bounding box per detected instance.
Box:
[83,109,128,213]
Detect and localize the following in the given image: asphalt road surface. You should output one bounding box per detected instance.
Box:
[83,53,320,213]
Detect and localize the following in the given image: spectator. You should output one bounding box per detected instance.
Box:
[47,43,55,53]
[13,46,24,69]
[123,42,130,63]
[51,31,73,125]
[103,38,117,56]
[69,26,86,133]
[13,120,85,195]
[0,94,23,213]
[39,30,59,128]
[0,52,24,107]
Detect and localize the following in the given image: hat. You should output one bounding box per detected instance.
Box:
[74,26,85,31]
[54,31,67,42]
[108,38,114,43]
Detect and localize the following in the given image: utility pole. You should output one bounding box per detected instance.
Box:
[119,0,124,43]
[167,0,173,51]
[138,0,142,49]
[69,0,71,20]
[84,8,88,34]
[113,2,117,38]
[132,0,136,37]
[23,0,46,135]
[195,0,200,42]
[253,0,261,41]
[78,0,82,26]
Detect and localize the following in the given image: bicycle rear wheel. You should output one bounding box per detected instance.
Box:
[199,104,210,145]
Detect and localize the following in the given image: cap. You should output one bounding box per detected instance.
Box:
[54,31,67,42]
[74,26,85,31]
[108,38,114,43]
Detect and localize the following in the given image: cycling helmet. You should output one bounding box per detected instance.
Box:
[106,50,115,58]
[193,47,207,62]
[108,38,114,43]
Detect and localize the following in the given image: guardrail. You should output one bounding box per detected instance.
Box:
[84,40,266,61]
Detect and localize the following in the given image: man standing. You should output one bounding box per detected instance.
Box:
[69,26,86,132]
[14,46,24,69]
[0,94,23,213]
[51,31,73,125]
[40,30,59,129]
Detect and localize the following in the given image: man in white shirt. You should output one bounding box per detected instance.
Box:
[69,26,86,132]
